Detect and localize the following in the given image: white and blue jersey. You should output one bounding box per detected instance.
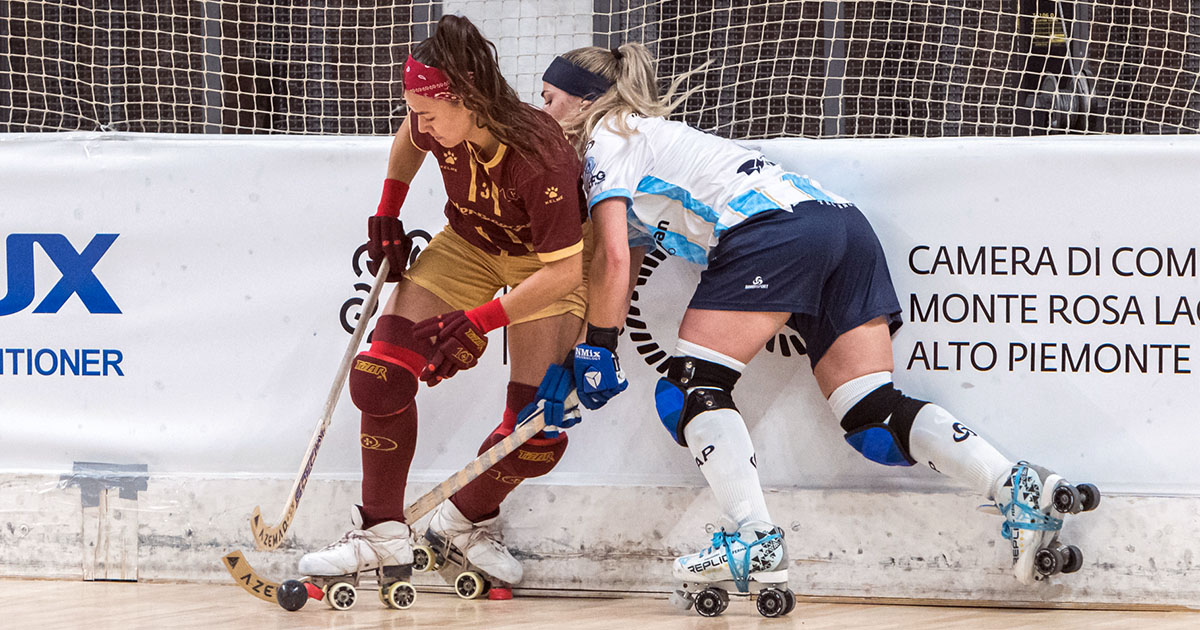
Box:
[583,113,850,265]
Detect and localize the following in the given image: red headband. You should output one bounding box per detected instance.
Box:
[404,56,458,101]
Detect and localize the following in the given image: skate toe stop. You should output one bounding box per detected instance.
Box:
[488,587,513,600]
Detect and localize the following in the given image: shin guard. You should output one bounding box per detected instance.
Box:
[451,382,568,521]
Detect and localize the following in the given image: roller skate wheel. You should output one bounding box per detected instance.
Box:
[455,571,486,600]
[412,545,435,572]
[1061,545,1084,574]
[693,587,728,618]
[783,589,796,616]
[275,579,308,612]
[756,588,788,618]
[325,581,357,611]
[383,581,417,609]
[1077,483,1101,512]
[669,589,694,611]
[1034,546,1064,577]
[488,587,513,600]
[1053,484,1082,514]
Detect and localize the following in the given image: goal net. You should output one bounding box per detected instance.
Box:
[2,0,1197,138]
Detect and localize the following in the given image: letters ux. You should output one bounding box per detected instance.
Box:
[0,234,120,316]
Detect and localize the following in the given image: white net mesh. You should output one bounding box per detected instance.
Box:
[2,1,1197,137]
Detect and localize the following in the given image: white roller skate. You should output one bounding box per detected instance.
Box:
[413,500,522,600]
[276,506,416,612]
[985,461,1101,585]
[669,520,794,618]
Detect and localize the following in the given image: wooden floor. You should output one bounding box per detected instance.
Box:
[8,580,1198,630]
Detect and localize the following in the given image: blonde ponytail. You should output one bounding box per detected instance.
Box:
[559,43,706,154]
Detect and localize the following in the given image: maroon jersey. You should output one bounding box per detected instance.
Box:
[410,108,585,262]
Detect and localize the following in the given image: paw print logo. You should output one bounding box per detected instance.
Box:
[443,152,457,165]
[545,186,562,203]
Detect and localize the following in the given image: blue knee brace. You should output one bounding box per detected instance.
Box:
[840,383,928,466]
[654,356,741,447]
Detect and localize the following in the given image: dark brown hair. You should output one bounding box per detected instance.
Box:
[412,15,570,170]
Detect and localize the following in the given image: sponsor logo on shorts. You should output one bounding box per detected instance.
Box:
[744,275,769,290]
[544,186,563,204]
[517,449,555,463]
[354,359,388,381]
[625,249,806,372]
[361,434,398,451]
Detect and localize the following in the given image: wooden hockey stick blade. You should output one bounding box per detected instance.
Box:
[249,259,391,551]
[402,391,577,524]
[222,550,281,603]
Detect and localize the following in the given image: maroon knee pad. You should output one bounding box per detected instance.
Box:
[349,315,431,417]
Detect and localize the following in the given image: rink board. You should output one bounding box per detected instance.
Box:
[2,133,1199,604]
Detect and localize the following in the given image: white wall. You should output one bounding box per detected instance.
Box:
[3,133,1199,605]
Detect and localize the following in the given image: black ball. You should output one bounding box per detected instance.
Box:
[276,580,309,611]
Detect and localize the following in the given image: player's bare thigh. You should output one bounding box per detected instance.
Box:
[677,308,790,365]
[811,316,896,398]
[507,313,583,386]
[382,278,453,323]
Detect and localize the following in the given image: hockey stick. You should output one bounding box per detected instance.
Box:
[250,258,391,551]
[223,392,576,602]
[402,390,577,523]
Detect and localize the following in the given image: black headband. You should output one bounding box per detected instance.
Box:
[543,56,613,100]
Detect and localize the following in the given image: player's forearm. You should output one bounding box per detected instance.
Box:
[497,252,583,323]
[586,240,632,330]
[620,246,647,324]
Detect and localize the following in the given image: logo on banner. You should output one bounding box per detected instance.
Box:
[342,231,432,336]
[0,233,121,316]
[625,247,806,371]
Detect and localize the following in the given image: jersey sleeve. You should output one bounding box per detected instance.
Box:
[583,121,650,212]
[518,163,585,263]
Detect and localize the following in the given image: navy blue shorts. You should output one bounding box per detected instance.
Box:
[688,202,903,366]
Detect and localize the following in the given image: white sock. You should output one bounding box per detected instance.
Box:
[676,340,770,527]
[908,403,1013,500]
[684,408,773,527]
[829,372,1012,501]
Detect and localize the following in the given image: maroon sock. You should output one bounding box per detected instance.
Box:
[360,404,419,528]
[357,315,430,528]
[450,382,568,522]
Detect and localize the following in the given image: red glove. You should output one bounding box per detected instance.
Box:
[412,299,509,385]
[367,179,411,281]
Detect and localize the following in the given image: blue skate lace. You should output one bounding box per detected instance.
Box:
[710,529,783,594]
[998,464,1064,541]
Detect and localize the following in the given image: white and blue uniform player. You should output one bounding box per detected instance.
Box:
[538,44,1100,616]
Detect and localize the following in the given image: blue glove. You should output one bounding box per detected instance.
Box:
[572,343,628,410]
[517,363,580,437]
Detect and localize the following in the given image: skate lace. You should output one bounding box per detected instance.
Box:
[464,520,507,554]
[704,527,783,594]
[318,529,389,578]
[998,464,1064,541]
